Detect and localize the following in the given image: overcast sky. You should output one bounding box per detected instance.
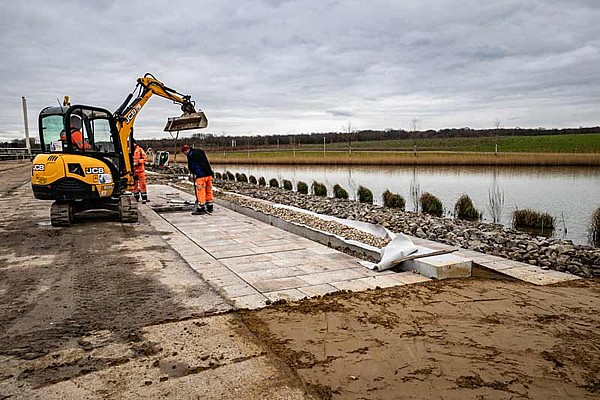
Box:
[0,0,599,141]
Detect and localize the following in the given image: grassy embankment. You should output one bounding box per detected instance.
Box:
[177,133,600,166]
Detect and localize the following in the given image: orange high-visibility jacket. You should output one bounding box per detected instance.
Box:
[133,145,147,174]
[60,130,90,150]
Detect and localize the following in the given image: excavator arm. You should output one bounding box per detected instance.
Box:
[113,73,207,189]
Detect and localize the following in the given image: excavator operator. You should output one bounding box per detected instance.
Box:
[60,115,91,151]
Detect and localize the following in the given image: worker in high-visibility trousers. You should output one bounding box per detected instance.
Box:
[181,144,214,215]
[132,139,148,203]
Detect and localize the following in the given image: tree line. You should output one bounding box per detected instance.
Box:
[2,126,599,150]
[141,126,600,151]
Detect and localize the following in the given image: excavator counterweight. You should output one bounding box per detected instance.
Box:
[164,111,208,132]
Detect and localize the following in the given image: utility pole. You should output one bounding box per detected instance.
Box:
[493,118,502,155]
[21,96,31,157]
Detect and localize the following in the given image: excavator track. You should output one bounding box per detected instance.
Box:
[119,195,139,223]
[50,201,73,227]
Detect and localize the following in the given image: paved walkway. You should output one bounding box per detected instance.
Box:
[144,185,430,309]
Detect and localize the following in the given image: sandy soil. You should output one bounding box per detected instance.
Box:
[241,278,600,399]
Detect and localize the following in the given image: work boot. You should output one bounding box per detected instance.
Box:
[191,205,207,215]
[206,202,214,213]
[141,192,148,204]
[133,193,140,202]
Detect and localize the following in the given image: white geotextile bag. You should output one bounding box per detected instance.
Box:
[375,233,418,271]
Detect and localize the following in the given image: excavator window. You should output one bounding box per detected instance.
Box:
[92,118,115,153]
[41,115,64,152]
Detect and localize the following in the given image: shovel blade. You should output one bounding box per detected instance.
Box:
[164,111,208,132]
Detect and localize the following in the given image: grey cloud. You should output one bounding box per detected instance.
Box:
[327,110,354,117]
[0,0,599,141]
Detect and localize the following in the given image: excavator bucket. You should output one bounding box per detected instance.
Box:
[164,111,208,132]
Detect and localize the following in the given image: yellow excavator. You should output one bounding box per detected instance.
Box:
[31,73,207,226]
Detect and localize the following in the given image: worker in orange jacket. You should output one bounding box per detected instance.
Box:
[60,115,91,151]
[132,139,148,203]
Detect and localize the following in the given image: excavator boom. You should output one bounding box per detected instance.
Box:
[113,73,208,188]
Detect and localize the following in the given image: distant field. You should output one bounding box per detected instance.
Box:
[171,133,600,166]
[299,133,600,153]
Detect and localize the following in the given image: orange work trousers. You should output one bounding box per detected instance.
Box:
[194,176,213,205]
[133,171,147,193]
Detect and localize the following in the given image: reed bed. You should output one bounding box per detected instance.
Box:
[383,189,405,210]
[209,151,600,166]
[333,184,349,199]
[297,181,308,194]
[312,181,327,197]
[236,173,248,183]
[420,192,444,217]
[512,208,555,230]
[454,194,482,221]
[357,185,373,204]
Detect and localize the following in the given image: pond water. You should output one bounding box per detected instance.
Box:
[216,163,600,246]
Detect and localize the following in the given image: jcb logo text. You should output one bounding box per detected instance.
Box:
[85,167,105,174]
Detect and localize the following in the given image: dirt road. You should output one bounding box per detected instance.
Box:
[0,161,309,399]
[1,161,599,399]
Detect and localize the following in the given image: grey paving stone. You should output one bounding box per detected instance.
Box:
[231,293,270,310]
[239,266,306,284]
[299,269,367,286]
[264,289,308,302]
[187,259,222,272]
[330,279,376,292]
[253,277,308,292]
[220,284,260,298]
[205,273,247,287]
[297,284,338,297]
[211,248,259,259]
[199,267,236,279]
[221,260,281,274]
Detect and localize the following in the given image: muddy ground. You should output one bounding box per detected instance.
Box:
[1,161,599,399]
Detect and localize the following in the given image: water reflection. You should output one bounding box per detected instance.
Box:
[217,163,600,246]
